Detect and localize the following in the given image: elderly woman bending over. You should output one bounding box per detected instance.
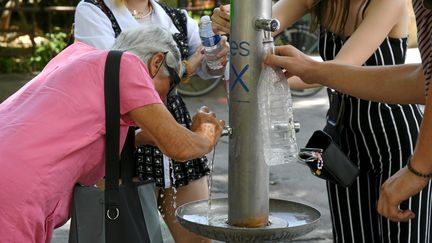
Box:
[0,25,224,243]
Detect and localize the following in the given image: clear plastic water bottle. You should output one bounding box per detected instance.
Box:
[200,15,224,70]
[257,36,298,166]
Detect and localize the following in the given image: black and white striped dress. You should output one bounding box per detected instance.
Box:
[320,30,432,242]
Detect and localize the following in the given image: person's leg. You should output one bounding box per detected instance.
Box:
[375,104,432,242]
[327,173,381,243]
[159,176,211,243]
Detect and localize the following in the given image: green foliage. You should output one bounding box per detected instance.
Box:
[160,0,178,7]
[0,57,20,73]
[0,30,68,73]
[0,56,31,73]
[29,30,68,71]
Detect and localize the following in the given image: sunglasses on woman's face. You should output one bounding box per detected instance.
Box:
[166,64,181,95]
[153,52,181,94]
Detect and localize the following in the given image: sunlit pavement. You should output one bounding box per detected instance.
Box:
[0,49,421,243]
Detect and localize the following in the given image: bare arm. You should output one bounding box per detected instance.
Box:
[129,104,224,162]
[272,0,313,36]
[290,0,409,91]
[413,88,432,171]
[211,0,313,36]
[265,45,426,104]
[288,76,321,90]
[330,0,407,65]
[315,62,425,104]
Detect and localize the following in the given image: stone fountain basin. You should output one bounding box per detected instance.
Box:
[176,198,320,242]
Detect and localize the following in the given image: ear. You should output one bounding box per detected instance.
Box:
[148,52,165,78]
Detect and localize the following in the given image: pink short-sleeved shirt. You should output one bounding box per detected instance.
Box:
[0,42,162,242]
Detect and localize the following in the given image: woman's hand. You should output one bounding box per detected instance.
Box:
[203,36,229,76]
[217,36,229,68]
[377,166,429,222]
[378,123,432,222]
[191,106,225,147]
[264,45,318,84]
[190,38,229,77]
[187,46,205,75]
[212,4,230,35]
[129,104,224,161]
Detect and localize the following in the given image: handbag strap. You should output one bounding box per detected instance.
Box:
[104,50,150,242]
[104,50,123,208]
[104,50,131,228]
[120,127,136,184]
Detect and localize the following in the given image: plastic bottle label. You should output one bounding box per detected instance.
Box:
[201,35,221,47]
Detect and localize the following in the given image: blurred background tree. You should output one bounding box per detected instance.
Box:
[0,0,228,73]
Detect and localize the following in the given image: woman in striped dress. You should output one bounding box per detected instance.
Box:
[265,0,432,237]
[212,0,432,241]
[318,18,430,243]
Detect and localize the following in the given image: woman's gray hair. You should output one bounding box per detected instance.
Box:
[111,25,182,76]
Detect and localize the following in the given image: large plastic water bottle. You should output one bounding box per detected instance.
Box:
[199,15,224,70]
[257,37,298,166]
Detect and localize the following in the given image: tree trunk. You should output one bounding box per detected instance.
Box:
[16,0,29,28]
[0,0,14,30]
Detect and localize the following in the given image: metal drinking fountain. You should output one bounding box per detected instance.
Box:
[227,3,279,229]
[176,0,320,241]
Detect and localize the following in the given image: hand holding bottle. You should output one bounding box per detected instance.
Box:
[199,15,228,72]
[258,38,298,166]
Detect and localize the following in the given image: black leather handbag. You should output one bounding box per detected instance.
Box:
[298,130,359,187]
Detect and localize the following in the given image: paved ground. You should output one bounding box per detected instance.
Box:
[0,48,421,242]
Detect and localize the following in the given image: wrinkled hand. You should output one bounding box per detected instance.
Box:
[188,46,205,74]
[215,36,229,67]
[203,36,229,76]
[377,167,429,222]
[191,106,225,146]
[212,4,230,34]
[264,45,317,84]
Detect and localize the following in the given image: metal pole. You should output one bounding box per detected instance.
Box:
[227,0,272,227]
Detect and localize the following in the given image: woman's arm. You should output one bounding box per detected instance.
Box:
[272,0,314,36]
[74,1,116,49]
[330,0,407,66]
[129,104,224,162]
[211,1,313,36]
[286,0,413,98]
[314,61,425,104]
[265,45,426,104]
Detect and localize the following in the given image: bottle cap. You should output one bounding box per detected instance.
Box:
[201,15,211,24]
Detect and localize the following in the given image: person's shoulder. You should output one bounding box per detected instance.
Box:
[76,0,102,14]
[363,0,405,19]
[76,0,94,9]
[371,0,405,9]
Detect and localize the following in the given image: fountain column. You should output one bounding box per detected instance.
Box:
[175,2,320,240]
[227,0,277,227]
